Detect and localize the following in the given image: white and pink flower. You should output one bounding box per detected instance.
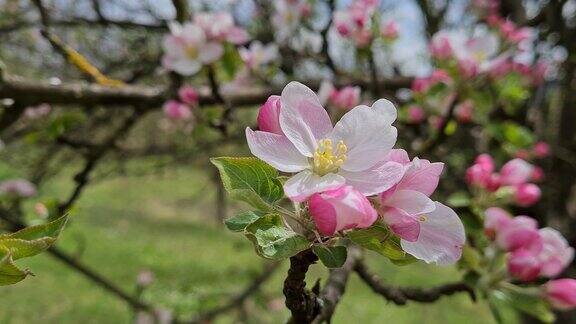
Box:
[246,81,402,202]
[239,41,279,70]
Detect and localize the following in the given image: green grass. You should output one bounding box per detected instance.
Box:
[1,165,500,323]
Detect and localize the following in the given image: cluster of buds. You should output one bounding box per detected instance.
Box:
[162,85,198,121]
[466,154,541,207]
[333,0,398,48]
[162,12,249,76]
[317,81,362,111]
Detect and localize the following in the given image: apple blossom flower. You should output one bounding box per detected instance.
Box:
[507,249,542,281]
[331,86,361,111]
[544,279,576,310]
[333,0,380,48]
[484,207,512,239]
[458,34,500,71]
[538,228,575,278]
[379,153,465,265]
[239,41,279,70]
[533,141,550,158]
[429,32,454,60]
[496,215,542,253]
[309,185,378,236]
[514,183,541,207]
[178,86,199,106]
[407,105,425,124]
[194,12,249,45]
[458,59,480,79]
[0,179,37,198]
[246,82,403,202]
[163,100,192,121]
[273,0,309,43]
[500,158,534,186]
[162,22,223,75]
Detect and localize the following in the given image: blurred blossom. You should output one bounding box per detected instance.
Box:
[163,100,192,121]
[34,202,49,218]
[177,86,199,106]
[508,249,542,281]
[514,183,541,207]
[407,105,425,124]
[544,279,576,310]
[317,81,361,110]
[24,103,51,120]
[239,41,279,70]
[381,21,399,41]
[533,141,550,158]
[429,32,454,61]
[455,100,474,123]
[0,179,37,198]
[137,270,155,287]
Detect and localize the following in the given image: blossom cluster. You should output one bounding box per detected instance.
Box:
[466,154,541,207]
[333,0,398,48]
[483,207,576,310]
[162,12,248,76]
[246,81,465,264]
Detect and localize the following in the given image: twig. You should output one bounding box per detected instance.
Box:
[283,249,320,323]
[416,93,459,155]
[354,261,475,305]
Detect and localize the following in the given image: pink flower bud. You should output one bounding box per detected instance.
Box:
[458,59,479,79]
[0,179,37,198]
[429,34,453,60]
[407,105,425,124]
[538,228,575,278]
[484,207,512,240]
[531,166,544,182]
[475,154,495,173]
[309,185,378,236]
[455,100,474,123]
[381,21,399,40]
[514,183,541,207]
[544,279,576,310]
[500,158,534,186]
[507,249,542,282]
[163,100,192,121]
[331,86,361,110]
[533,141,550,158]
[257,95,283,135]
[178,86,199,106]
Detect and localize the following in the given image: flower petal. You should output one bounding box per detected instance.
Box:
[200,42,224,63]
[280,82,333,157]
[401,202,465,265]
[383,207,420,242]
[309,193,338,236]
[396,158,444,196]
[338,161,404,196]
[171,58,202,76]
[384,149,410,165]
[245,128,309,173]
[331,99,398,172]
[283,170,345,202]
[384,189,436,216]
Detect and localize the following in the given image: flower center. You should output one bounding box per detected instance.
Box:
[419,215,428,222]
[185,46,199,59]
[313,139,347,176]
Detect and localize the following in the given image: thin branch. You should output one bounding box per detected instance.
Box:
[416,93,459,155]
[283,249,320,323]
[354,261,475,305]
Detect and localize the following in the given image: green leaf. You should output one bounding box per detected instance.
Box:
[2,214,68,241]
[348,225,416,264]
[211,157,284,211]
[313,245,347,268]
[224,211,264,232]
[493,286,555,323]
[447,191,471,208]
[0,238,55,260]
[220,43,242,79]
[245,214,310,260]
[0,247,29,286]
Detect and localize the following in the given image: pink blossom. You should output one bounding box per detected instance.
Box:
[379,156,465,265]
[163,100,192,121]
[532,61,548,85]
[544,279,576,310]
[507,249,542,281]
[411,70,451,94]
[381,21,399,40]
[239,41,279,70]
[257,95,282,135]
[333,0,379,48]
[178,86,199,106]
[531,166,544,182]
[162,22,223,75]
[455,100,474,123]
[476,154,495,173]
[309,185,378,236]
[465,154,496,189]
[538,228,575,277]
[0,179,37,198]
[407,105,425,124]
[500,158,534,186]
[514,183,541,207]
[429,33,454,60]
[533,141,550,158]
[484,207,512,239]
[458,59,479,79]
[246,82,403,201]
[330,86,361,110]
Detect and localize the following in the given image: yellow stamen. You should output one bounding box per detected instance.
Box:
[419,215,428,222]
[312,139,347,176]
[185,46,199,59]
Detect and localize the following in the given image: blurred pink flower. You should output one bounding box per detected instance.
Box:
[194,12,249,44]
[513,183,541,207]
[544,279,576,310]
[455,100,474,123]
[500,158,534,186]
[538,228,575,278]
[407,105,425,124]
[429,33,454,60]
[330,86,361,110]
[533,141,550,158]
[239,41,279,70]
[381,21,399,40]
[309,185,378,236]
[507,249,542,281]
[24,103,51,120]
[163,100,192,121]
[0,179,37,198]
[178,86,199,106]
[496,215,542,253]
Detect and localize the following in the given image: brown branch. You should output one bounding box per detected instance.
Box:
[186,262,281,324]
[0,74,412,108]
[354,261,475,305]
[283,249,320,323]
